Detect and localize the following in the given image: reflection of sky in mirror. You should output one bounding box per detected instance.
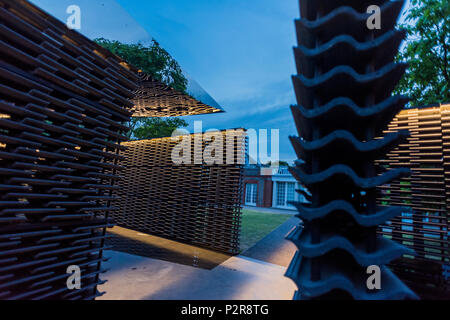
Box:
[30,0,221,110]
[31,0,413,163]
[30,0,151,44]
[116,0,413,164]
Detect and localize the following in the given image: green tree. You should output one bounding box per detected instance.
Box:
[263,161,290,167]
[395,0,450,106]
[95,38,189,139]
[128,117,188,140]
[95,38,188,93]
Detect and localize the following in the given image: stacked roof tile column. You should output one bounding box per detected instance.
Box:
[286,0,418,299]
[0,0,137,299]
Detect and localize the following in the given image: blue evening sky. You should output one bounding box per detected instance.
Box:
[32,0,412,163]
[116,0,300,163]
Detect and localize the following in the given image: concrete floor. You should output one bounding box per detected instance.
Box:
[242,217,298,267]
[106,226,231,269]
[98,250,296,300]
[98,214,299,300]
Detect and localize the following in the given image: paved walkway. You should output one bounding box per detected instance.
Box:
[98,214,300,300]
[107,226,231,269]
[98,251,295,300]
[242,217,298,267]
[243,206,297,215]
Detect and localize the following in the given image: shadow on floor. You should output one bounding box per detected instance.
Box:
[242,217,298,267]
[106,226,232,270]
[98,250,296,300]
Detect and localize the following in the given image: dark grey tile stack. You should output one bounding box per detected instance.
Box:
[285,0,418,299]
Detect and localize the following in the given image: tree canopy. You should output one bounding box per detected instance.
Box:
[94,38,188,93]
[395,0,450,106]
[95,38,189,139]
[128,117,188,141]
[263,161,290,167]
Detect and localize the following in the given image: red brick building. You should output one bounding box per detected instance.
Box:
[242,166,274,207]
[242,166,307,209]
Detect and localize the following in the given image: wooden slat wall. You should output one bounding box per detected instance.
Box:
[0,0,136,299]
[112,130,246,255]
[377,104,450,297]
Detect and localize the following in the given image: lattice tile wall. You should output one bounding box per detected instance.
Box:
[0,0,136,300]
[111,130,246,254]
[132,75,223,117]
[377,104,450,297]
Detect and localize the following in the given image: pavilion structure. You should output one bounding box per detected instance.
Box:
[0,0,244,300]
[377,103,450,299]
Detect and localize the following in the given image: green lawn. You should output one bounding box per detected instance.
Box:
[239,209,293,252]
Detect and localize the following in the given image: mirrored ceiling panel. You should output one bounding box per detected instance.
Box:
[30,0,223,117]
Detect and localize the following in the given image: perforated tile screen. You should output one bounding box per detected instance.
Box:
[0,0,136,300]
[111,129,246,255]
[377,103,450,297]
[131,75,223,118]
